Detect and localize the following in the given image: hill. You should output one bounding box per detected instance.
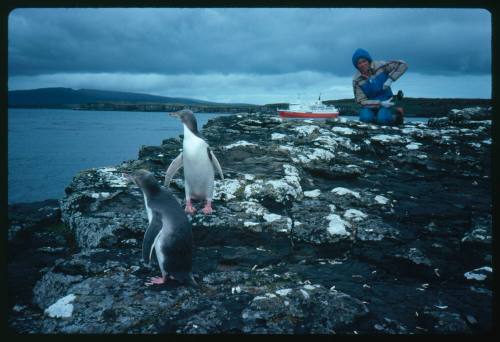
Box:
[8,87,254,108]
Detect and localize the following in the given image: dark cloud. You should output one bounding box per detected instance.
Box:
[8,8,491,77]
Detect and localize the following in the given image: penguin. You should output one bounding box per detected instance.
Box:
[164,109,224,215]
[124,169,197,287]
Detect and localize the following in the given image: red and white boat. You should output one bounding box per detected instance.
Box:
[277,96,339,119]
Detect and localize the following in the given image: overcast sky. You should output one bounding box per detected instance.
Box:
[8,8,491,104]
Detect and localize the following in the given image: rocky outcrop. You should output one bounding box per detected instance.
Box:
[8,200,62,243]
[8,107,492,333]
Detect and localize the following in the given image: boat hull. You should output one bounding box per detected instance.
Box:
[277,110,339,118]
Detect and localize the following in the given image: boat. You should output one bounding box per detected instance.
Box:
[277,95,340,118]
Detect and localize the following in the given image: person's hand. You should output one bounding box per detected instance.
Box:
[383,78,393,90]
[380,99,395,108]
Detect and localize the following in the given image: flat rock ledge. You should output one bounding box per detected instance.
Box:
[8,107,492,334]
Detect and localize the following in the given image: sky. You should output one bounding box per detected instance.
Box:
[8,8,492,105]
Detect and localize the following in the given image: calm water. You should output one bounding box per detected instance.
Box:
[8,109,227,204]
[8,109,430,204]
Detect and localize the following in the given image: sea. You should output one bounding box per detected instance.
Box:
[7,108,429,204]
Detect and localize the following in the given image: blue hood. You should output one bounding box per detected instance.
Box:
[352,48,372,69]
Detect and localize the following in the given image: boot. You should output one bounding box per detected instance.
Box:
[394,107,404,125]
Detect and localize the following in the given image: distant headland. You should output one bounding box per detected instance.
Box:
[8,87,491,117]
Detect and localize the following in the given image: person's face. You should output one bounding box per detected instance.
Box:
[356,58,370,73]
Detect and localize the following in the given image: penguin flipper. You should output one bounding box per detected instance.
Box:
[164,153,183,186]
[142,211,163,264]
[207,148,224,180]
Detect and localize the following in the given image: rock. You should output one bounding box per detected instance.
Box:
[384,246,437,279]
[462,216,492,245]
[373,317,408,334]
[464,266,492,282]
[33,271,84,310]
[427,117,450,128]
[398,247,433,267]
[469,286,492,296]
[8,199,61,243]
[448,107,492,123]
[8,107,492,333]
[428,107,491,128]
[418,307,471,333]
[241,286,369,334]
[465,314,478,325]
[44,294,76,318]
[354,218,400,242]
[60,168,148,249]
[304,163,364,179]
[7,201,75,314]
[461,215,492,267]
[27,245,371,334]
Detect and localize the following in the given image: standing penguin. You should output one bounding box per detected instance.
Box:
[124,169,197,287]
[164,109,224,215]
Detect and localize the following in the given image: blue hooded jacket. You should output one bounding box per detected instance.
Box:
[352,48,392,102]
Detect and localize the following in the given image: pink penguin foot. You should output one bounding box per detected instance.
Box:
[202,202,213,215]
[145,276,166,286]
[184,200,196,214]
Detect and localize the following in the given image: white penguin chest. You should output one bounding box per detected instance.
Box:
[181,126,215,199]
[143,193,153,224]
[183,139,207,158]
[182,127,209,162]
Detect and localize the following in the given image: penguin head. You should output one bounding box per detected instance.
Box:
[169,109,199,134]
[124,169,160,193]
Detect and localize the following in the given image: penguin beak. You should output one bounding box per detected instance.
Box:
[169,111,180,118]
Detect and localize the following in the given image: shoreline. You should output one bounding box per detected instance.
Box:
[7,96,492,117]
[7,113,435,206]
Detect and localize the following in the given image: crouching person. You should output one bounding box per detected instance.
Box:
[352,48,408,125]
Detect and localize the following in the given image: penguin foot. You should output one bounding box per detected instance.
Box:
[185,204,196,214]
[145,276,166,286]
[202,203,213,215]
